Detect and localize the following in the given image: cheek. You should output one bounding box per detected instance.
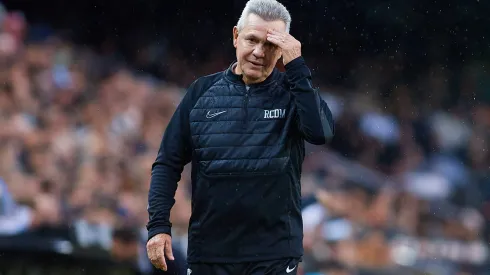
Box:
[239,43,253,54]
[265,51,281,64]
[235,45,244,55]
[238,50,253,63]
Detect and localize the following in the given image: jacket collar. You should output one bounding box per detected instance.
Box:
[225,62,279,87]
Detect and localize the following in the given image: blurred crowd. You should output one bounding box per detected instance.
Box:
[299,43,490,275]
[0,3,489,275]
[0,7,197,267]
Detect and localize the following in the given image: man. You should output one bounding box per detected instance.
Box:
[146,0,335,274]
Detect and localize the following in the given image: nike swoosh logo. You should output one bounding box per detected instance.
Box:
[206,110,227,119]
[286,265,296,273]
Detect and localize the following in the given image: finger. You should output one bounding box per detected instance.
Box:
[156,246,168,271]
[266,35,284,47]
[268,30,289,40]
[150,253,166,270]
[161,254,168,271]
[266,33,282,41]
[267,33,282,39]
[149,245,167,271]
[164,239,175,260]
[267,33,287,42]
[153,258,166,271]
[267,28,284,36]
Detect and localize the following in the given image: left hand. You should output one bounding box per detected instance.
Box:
[266,29,302,65]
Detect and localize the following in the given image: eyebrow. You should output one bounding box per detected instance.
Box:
[244,33,260,39]
[243,29,268,38]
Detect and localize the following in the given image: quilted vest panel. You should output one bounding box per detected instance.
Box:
[189,79,295,177]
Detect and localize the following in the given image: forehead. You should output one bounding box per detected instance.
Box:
[241,13,286,35]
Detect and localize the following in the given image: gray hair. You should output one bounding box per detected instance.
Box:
[236,0,291,33]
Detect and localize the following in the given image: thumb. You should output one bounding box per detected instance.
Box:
[165,239,175,261]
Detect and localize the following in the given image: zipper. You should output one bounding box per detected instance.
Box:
[243,86,250,127]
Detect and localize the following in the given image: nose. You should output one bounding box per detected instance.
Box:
[252,44,265,58]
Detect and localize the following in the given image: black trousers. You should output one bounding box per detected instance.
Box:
[187,258,300,275]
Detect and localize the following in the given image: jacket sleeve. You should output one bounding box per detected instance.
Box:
[146,82,197,241]
[285,56,335,145]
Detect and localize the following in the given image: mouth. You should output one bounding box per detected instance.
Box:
[249,61,264,67]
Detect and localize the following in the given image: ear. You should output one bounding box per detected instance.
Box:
[233,26,239,48]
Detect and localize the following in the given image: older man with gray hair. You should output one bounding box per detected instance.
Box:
[146,0,335,274]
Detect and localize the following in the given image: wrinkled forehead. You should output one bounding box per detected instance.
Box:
[240,13,287,35]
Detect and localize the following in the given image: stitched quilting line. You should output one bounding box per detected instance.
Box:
[195,144,285,149]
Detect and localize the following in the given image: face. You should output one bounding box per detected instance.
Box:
[233,13,285,84]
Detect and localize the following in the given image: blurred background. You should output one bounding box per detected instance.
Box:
[0,0,489,274]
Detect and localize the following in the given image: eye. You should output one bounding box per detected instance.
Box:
[246,37,257,44]
[264,42,276,48]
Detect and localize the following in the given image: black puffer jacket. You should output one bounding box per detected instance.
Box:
[147,57,334,263]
